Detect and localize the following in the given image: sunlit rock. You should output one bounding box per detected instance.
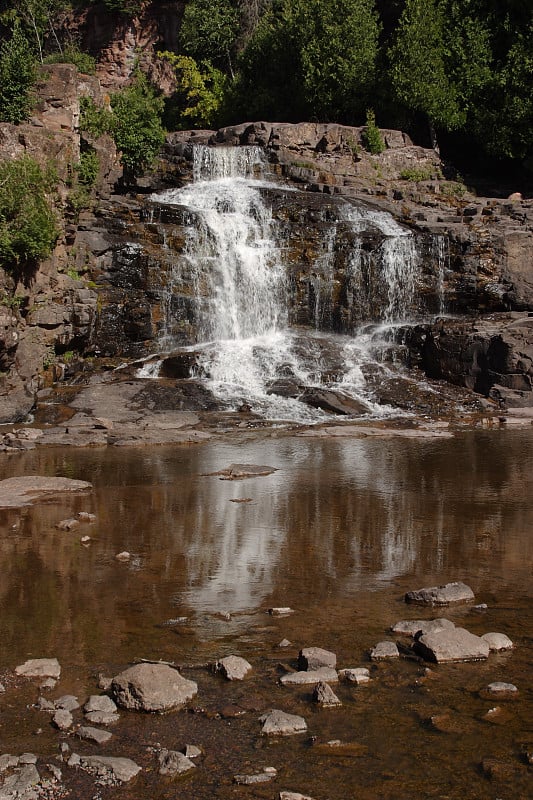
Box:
[414,627,489,662]
[111,663,197,712]
[370,642,400,660]
[405,581,475,606]
[298,647,336,671]
[76,726,112,745]
[52,710,73,731]
[158,749,195,776]
[214,655,252,681]
[280,667,338,685]
[260,709,308,736]
[339,668,371,684]
[481,632,513,651]
[15,658,61,680]
[312,681,342,707]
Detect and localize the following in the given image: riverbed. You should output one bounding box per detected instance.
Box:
[0,428,531,799]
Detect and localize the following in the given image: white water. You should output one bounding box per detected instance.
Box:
[149,145,430,422]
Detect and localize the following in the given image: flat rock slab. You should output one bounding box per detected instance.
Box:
[414,627,490,663]
[158,749,196,776]
[112,663,197,712]
[208,464,278,480]
[84,711,120,725]
[0,476,92,508]
[339,668,371,684]
[391,618,455,637]
[280,667,338,685]
[15,658,61,679]
[0,764,40,799]
[280,793,317,800]
[234,768,277,785]
[215,655,252,681]
[69,754,141,783]
[76,726,112,745]
[298,647,336,671]
[370,641,400,660]
[405,581,475,606]
[84,695,117,714]
[260,709,308,736]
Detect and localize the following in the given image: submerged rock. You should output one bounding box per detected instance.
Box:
[68,753,141,783]
[15,658,61,679]
[414,627,490,662]
[111,663,197,712]
[260,709,308,736]
[405,582,475,606]
[280,667,338,685]
[0,476,92,508]
[234,767,277,784]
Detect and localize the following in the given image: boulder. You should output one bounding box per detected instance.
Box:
[481,632,513,651]
[214,655,252,681]
[405,582,475,606]
[0,764,40,798]
[260,709,308,736]
[280,667,338,685]
[312,681,342,707]
[15,658,61,679]
[414,627,490,663]
[158,749,195,776]
[297,647,336,671]
[111,663,197,712]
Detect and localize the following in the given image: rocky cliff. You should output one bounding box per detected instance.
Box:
[0,68,532,425]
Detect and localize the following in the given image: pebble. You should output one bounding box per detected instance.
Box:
[278,639,291,648]
[115,551,131,561]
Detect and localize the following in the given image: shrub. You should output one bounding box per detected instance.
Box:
[361,108,385,155]
[399,166,435,182]
[76,149,100,187]
[0,156,58,269]
[0,22,37,124]
[44,45,96,75]
[79,96,113,138]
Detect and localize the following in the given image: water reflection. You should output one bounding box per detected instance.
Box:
[0,430,531,667]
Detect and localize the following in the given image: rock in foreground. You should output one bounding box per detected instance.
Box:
[414,627,490,663]
[405,582,475,606]
[111,663,197,712]
[15,658,61,679]
[260,709,308,736]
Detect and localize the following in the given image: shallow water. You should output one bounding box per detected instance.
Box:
[0,429,531,799]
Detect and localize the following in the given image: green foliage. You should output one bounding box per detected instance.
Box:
[361,109,385,154]
[180,0,240,75]
[0,156,58,269]
[0,292,24,310]
[110,70,165,177]
[0,21,37,123]
[98,0,143,14]
[79,96,113,138]
[76,149,100,187]
[43,45,96,75]
[160,51,229,129]
[238,0,380,123]
[399,166,436,182]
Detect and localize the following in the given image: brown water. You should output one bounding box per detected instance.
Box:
[0,429,532,799]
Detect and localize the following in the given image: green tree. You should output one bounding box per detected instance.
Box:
[159,52,229,129]
[0,21,37,123]
[110,70,165,181]
[0,156,58,268]
[299,0,381,121]
[179,0,240,77]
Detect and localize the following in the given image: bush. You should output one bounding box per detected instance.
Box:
[361,108,385,155]
[0,22,37,124]
[399,166,435,182]
[79,96,113,138]
[0,156,58,268]
[44,45,96,75]
[76,149,100,187]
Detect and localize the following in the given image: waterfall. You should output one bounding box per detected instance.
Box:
[149,145,433,422]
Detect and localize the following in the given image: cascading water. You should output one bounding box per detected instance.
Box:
[149,145,435,422]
